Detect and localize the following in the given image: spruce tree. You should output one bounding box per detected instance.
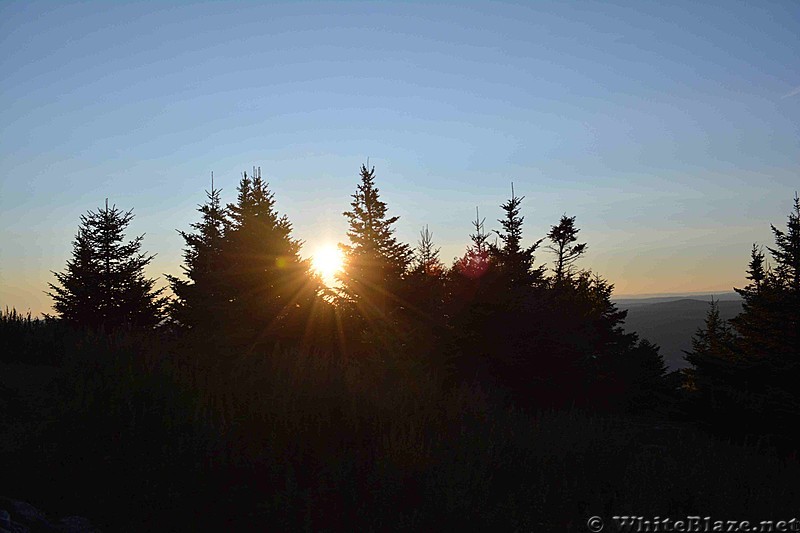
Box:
[731,195,800,361]
[729,245,774,357]
[763,193,800,360]
[339,164,411,320]
[407,225,446,314]
[613,337,669,412]
[403,225,448,361]
[682,297,740,416]
[541,269,639,408]
[490,185,545,288]
[410,225,445,278]
[768,193,800,295]
[445,208,498,386]
[48,225,99,328]
[686,298,737,364]
[222,168,316,345]
[48,200,165,330]
[452,208,492,281]
[166,177,227,331]
[687,194,800,443]
[546,214,587,284]
[448,193,547,394]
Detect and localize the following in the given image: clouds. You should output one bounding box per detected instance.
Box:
[781,85,800,99]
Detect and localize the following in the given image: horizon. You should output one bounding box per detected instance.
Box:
[2,1,798,317]
[612,290,741,300]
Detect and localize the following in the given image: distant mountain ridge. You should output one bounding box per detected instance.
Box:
[614,294,742,371]
[614,291,742,308]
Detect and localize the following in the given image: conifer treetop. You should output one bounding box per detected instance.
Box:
[489,184,544,287]
[48,200,165,330]
[341,164,410,268]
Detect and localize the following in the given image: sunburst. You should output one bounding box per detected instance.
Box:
[311,243,344,287]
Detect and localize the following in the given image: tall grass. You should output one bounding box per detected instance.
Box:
[0,307,71,365]
[2,328,798,531]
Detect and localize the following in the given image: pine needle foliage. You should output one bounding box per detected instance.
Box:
[339,164,412,321]
[48,200,165,331]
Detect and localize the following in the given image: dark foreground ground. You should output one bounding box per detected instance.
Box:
[2,357,798,532]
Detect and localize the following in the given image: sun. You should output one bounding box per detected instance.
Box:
[311,244,344,286]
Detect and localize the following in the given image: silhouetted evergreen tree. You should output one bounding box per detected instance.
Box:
[685,298,737,364]
[682,298,743,426]
[729,196,800,362]
[445,199,668,410]
[546,214,587,284]
[404,225,448,363]
[48,225,97,328]
[686,194,800,449]
[728,245,781,358]
[489,185,545,289]
[733,194,800,437]
[48,200,166,330]
[167,178,228,331]
[222,168,317,347]
[731,195,800,361]
[538,269,641,408]
[769,193,800,295]
[339,164,412,324]
[407,225,447,314]
[612,337,669,412]
[451,208,492,282]
[447,191,549,395]
[445,208,500,384]
[410,225,444,278]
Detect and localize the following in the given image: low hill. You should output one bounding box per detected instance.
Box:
[618,297,742,370]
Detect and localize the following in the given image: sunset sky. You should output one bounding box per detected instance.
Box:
[1,1,798,316]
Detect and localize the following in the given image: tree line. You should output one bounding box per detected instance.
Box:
[685,193,800,447]
[44,164,798,423]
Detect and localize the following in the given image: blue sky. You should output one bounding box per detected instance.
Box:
[1,0,798,315]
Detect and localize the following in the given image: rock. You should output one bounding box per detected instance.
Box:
[0,507,30,533]
[7,500,52,530]
[0,498,96,533]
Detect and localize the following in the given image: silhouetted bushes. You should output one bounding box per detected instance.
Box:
[2,329,798,530]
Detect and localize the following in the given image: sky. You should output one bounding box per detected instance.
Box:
[1,0,798,316]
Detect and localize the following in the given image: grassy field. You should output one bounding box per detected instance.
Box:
[2,333,798,531]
